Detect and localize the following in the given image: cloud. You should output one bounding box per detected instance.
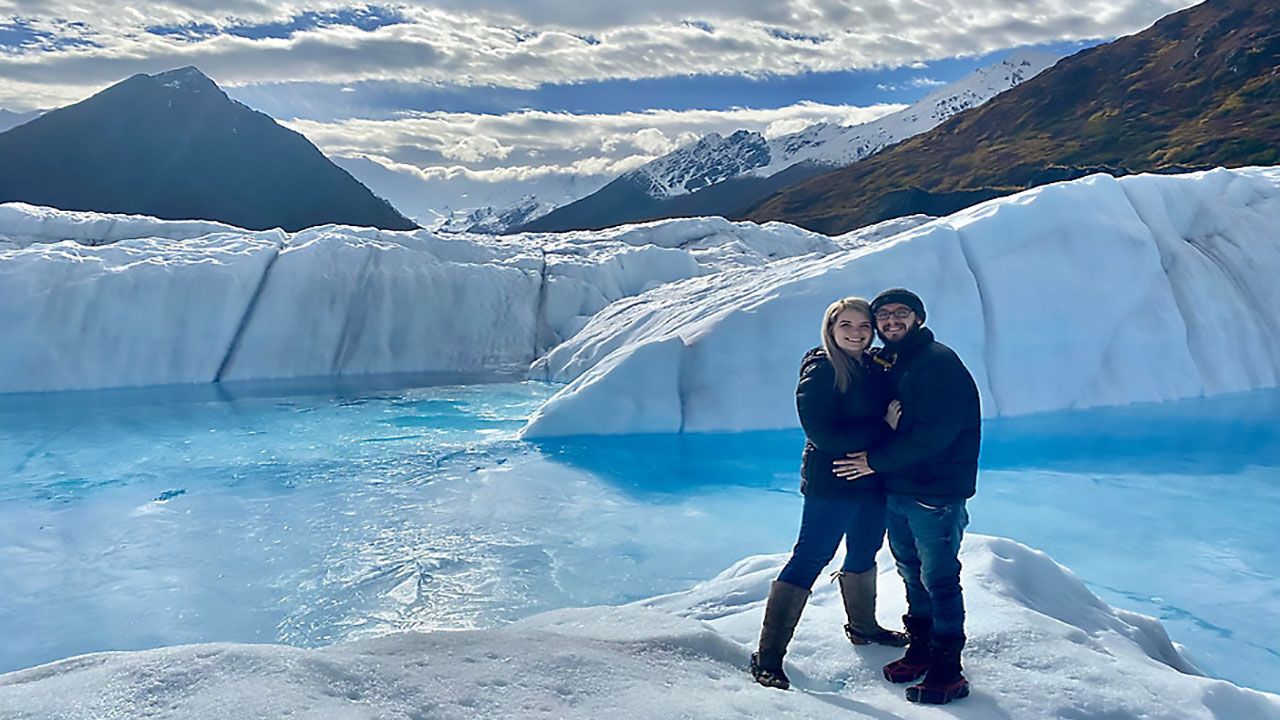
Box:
[909,76,946,88]
[877,76,948,92]
[630,128,676,155]
[0,0,1199,109]
[440,135,511,162]
[283,100,905,218]
[284,101,904,177]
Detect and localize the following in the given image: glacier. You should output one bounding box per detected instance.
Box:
[3,168,1279,432]
[0,207,867,393]
[2,536,1277,719]
[522,167,1280,437]
[3,168,1280,719]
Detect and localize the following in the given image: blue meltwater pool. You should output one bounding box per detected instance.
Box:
[1,378,1277,693]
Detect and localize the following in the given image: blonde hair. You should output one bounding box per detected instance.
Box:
[821,297,873,392]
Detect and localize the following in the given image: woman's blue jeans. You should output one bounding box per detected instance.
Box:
[885,493,969,638]
[777,492,889,590]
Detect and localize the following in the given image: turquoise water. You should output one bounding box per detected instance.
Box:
[1,379,1277,693]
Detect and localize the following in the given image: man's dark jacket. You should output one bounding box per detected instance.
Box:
[866,327,980,500]
[796,347,891,497]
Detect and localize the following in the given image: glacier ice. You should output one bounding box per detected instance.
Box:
[0,212,842,393]
[522,167,1280,437]
[4,167,1278,434]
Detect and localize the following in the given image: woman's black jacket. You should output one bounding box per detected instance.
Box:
[796,347,891,497]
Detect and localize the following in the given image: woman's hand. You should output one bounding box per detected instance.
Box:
[885,399,902,430]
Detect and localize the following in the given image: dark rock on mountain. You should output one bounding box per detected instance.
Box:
[0,67,417,232]
[515,161,828,234]
[743,0,1278,234]
[516,173,657,233]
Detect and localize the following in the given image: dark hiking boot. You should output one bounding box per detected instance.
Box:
[883,615,933,684]
[749,580,810,690]
[906,634,970,705]
[750,652,789,690]
[835,570,908,647]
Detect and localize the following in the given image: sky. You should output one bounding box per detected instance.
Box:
[0,0,1200,222]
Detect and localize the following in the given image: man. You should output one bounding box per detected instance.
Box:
[833,287,980,706]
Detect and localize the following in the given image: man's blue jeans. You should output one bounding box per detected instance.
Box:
[777,493,888,590]
[885,493,969,638]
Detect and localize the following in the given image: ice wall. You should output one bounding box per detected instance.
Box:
[0,203,240,249]
[8,168,1272,406]
[0,209,844,393]
[0,225,543,392]
[522,167,1280,437]
[0,231,285,391]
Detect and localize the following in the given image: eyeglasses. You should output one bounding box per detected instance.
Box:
[875,308,914,320]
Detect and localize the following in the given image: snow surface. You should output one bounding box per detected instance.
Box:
[2,535,1275,719]
[523,167,1280,437]
[0,210,857,393]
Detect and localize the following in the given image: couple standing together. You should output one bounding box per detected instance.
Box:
[750,288,981,706]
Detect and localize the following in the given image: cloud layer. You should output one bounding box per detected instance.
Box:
[0,0,1197,109]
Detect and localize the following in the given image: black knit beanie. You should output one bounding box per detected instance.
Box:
[871,287,926,322]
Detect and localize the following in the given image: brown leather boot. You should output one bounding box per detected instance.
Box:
[749,580,810,690]
[836,569,908,647]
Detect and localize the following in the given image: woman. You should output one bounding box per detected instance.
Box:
[750,297,907,690]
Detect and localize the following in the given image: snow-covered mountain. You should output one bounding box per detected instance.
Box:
[750,49,1059,180]
[520,50,1057,233]
[637,50,1056,198]
[435,194,559,234]
[633,129,773,197]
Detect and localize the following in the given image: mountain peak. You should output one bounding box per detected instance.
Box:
[0,67,417,232]
[630,129,770,197]
[148,66,220,93]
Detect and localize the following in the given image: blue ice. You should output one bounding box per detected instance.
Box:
[0,379,1276,693]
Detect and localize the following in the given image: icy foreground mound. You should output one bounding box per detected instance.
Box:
[0,207,854,393]
[1,535,1275,720]
[523,167,1280,437]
